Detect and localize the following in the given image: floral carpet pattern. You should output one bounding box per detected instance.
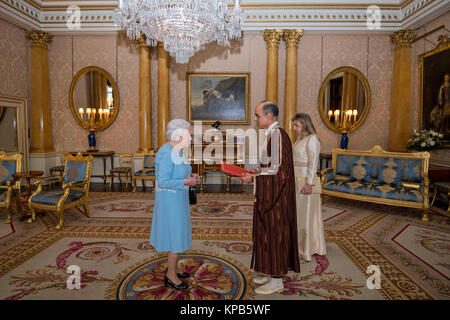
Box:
[0,192,448,300]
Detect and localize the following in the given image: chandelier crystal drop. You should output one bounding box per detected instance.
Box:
[114,0,243,64]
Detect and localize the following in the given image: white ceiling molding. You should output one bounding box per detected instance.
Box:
[0,0,448,33]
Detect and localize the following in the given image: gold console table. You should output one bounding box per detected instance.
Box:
[67,150,114,184]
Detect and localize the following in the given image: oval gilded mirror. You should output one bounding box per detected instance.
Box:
[69,66,119,131]
[318,66,371,133]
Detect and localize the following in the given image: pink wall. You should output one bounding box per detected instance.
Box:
[45,30,395,155]
[169,32,393,154]
[0,18,30,101]
[4,12,445,160]
[48,34,139,154]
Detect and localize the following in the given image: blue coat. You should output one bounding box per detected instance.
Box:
[149,144,192,253]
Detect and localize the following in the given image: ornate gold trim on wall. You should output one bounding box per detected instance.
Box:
[263,29,283,48]
[282,29,304,48]
[417,34,450,133]
[137,33,149,48]
[25,30,52,48]
[390,29,417,48]
[69,66,120,132]
[318,66,372,134]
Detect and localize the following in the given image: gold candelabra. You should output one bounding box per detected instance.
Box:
[327,108,359,133]
[77,97,113,151]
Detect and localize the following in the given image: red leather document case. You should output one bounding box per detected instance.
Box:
[220,162,251,177]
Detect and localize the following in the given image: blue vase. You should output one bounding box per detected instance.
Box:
[88,130,97,151]
[340,133,349,149]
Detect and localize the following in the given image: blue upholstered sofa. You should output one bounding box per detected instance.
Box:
[320,145,431,221]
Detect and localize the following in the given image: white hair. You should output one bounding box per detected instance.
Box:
[166,119,190,141]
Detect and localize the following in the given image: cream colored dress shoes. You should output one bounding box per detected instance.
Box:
[252,275,270,285]
[255,278,284,295]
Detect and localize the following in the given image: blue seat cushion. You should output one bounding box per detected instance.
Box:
[134,170,155,177]
[0,189,7,201]
[0,160,17,186]
[31,189,85,205]
[143,155,155,169]
[64,161,87,184]
[111,167,131,173]
[349,161,373,182]
[323,179,423,202]
[336,155,360,176]
[433,182,450,190]
[377,158,403,186]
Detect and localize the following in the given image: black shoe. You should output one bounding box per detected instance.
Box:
[177,272,190,279]
[165,268,190,279]
[164,276,188,290]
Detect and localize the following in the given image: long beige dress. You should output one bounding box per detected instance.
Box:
[293,134,326,261]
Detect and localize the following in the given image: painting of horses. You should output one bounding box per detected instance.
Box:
[187,73,250,124]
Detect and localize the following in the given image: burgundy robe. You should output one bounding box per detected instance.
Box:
[251,126,300,276]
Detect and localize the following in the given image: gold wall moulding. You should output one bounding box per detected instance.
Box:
[318,66,371,134]
[25,30,52,48]
[69,66,120,132]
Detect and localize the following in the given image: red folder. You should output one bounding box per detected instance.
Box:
[220,162,251,177]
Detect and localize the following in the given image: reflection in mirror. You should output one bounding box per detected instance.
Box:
[74,71,114,124]
[69,66,119,132]
[0,106,18,152]
[318,66,371,134]
[324,72,366,126]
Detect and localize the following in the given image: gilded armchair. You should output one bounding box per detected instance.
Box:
[0,152,22,224]
[132,148,156,192]
[28,153,93,229]
[110,154,133,190]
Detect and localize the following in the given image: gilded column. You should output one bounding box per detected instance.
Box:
[158,42,170,148]
[138,34,153,152]
[263,29,283,104]
[282,29,303,142]
[25,30,54,153]
[389,29,416,151]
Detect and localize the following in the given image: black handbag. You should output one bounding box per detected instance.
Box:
[189,186,197,205]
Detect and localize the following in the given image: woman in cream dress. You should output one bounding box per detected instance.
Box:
[292,113,326,261]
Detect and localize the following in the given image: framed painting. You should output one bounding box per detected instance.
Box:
[418,35,450,144]
[187,72,250,124]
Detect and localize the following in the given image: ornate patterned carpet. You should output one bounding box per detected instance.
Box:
[0,192,448,300]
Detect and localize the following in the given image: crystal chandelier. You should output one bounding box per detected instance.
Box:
[114,0,243,64]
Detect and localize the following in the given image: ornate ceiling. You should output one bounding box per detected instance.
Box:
[0,0,448,33]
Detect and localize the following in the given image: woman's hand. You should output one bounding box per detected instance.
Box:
[191,173,201,184]
[301,184,313,195]
[184,177,197,186]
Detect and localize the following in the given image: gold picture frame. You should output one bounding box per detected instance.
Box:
[318,66,371,134]
[418,34,450,144]
[69,66,120,132]
[187,72,250,125]
[0,95,29,172]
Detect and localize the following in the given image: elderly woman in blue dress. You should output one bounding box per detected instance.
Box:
[149,119,200,290]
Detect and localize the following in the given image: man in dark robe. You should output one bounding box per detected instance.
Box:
[241,101,300,294]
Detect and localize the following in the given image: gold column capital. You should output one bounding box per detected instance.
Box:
[263,29,283,48]
[138,33,150,48]
[25,30,52,48]
[390,29,416,49]
[282,29,304,48]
